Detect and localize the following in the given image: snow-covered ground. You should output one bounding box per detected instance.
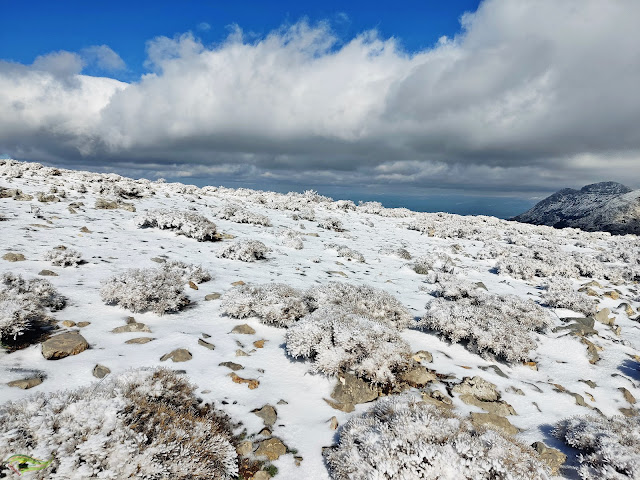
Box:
[0,159,639,479]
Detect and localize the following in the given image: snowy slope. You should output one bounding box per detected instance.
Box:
[0,159,639,479]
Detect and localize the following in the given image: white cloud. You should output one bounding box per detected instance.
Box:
[2,0,640,195]
[31,50,84,78]
[82,45,126,72]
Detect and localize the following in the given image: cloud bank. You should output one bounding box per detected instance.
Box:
[1,0,640,195]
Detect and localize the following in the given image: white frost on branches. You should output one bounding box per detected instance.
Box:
[216,239,270,262]
[541,277,597,316]
[136,209,218,241]
[325,243,365,263]
[217,204,272,226]
[44,246,83,267]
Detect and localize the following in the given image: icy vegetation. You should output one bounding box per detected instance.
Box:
[554,414,640,479]
[44,246,83,267]
[325,394,550,480]
[216,239,270,262]
[217,203,272,226]
[541,277,598,316]
[136,208,218,241]
[0,369,238,479]
[324,243,365,262]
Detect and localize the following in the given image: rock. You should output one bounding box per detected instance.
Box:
[38,269,58,276]
[2,252,25,262]
[277,399,288,405]
[412,350,433,363]
[329,416,339,430]
[619,407,639,417]
[160,348,192,362]
[188,281,198,290]
[231,324,256,335]
[8,377,43,389]
[150,257,165,263]
[603,290,620,300]
[80,226,91,233]
[331,372,378,405]
[421,390,454,409]
[95,198,119,209]
[618,302,635,316]
[619,387,637,404]
[595,308,615,326]
[231,280,245,286]
[126,316,137,324]
[112,323,151,333]
[236,349,249,356]
[255,438,287,461]
[531,442,567,475]
[459,395,517,416]
[580,379,597,388]
[253,405,277,426]
[253,471,271,480]
[125,337,154,344]
[228,372,259,389]
[236,441,253,456]
[119,202,136,212]
[479,365,509,378]
[77,321,90,328]
[452,376,499,402]
[324,398,355,413]
[198,338,215,350]
[258,428,272,436]
[42,333,89,360]
[205,293,221,301]
[253,339,266,348]
[505,386,525,395]
[552,384,588,407]
[583,280,602,289]
[399,366,437,387]
[553,319,598,336]
[470,412,519,436]
[62,320,76,327]
[92,364,111,379]
[523,361,538,371]
[581,338,600,364]
[219,361,244,371]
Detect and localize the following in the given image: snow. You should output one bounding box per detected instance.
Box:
[0,159,639,479]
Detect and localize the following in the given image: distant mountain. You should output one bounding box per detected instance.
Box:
[512,181,640,235]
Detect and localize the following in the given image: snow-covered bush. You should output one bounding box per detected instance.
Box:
[305,282,412,330]
[290,208,316,221]
[100,267,190,314]
[162,260,212,284]
[410,252,455,274]
[554,414,640,479]
[217,204,272,226]
[136,209,218,241]
[216,239,270,262]
[221,283,309,327]
[318,217,345,232]
[44,246,83,267]
[278,229,304,250]
[325,394,550,480]
[0,369,238,479]
[418,277,552,362]
[285,307,411,385]
[541,277,597,316]
[0,273,65,347]
[325,243,365,263]
[379,247,412,260]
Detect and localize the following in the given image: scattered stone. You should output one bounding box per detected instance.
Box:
[236,349,249,357]
[253,339,266,348]
[505,386,525,395]
[331,373,378,406]
[459,395,517,416]
[188,281,198,290]
[253,405,277,426]
[474,281,488,291]
[112,322,151,333]
[198,338,215,350]
[228,372,259,389]
[327,271,348,277]
[412,350,433,363]
[531,442,567,475]
[329,416,339,430]
[236,441,253,457]
[452,376,499,402]
[38,269,58,276]
[80,226,91,233]
[582,338,600,364]
[277,399,288,405]
[231,324,256,335]
[552,384,588,407]
[471,412,519,435]
[150,257,165,263]
[294,456,303,467]
[399,366,437,387]
[92,364,111,379]
[324,398,354,413]
[553,318,598,336]
[595,308,615,326]
[95,198,118,209]
[523,361,538,371]
[125,337,154,344]
[255,438,287,461]
[580,379,597,388]
[603,290,620,300]
[2,252,25,262]
[253,471,271,480]
[618,302,635,317]
[259,428,272,437]
[8,377,43,389]
[619,408,638,417]
[42,333,89,360]
[582,280,602,289]
[619,387,637,404]
[219,361,244,371]
[231,280,245,286]
[160,348,192,362]
[126,316,137,324]
[61,320,76,328]
[205,293,222,301]
[479,365,509,378]
[77,321,90,328]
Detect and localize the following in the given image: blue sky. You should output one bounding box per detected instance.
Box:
[1,0,639,218]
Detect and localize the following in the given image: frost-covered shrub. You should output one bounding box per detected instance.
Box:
[285,307,411,384]
[136,209,218,241]
[217,204,272,226]
[278,229,304,250]
[379,247,412,260]
[554,414,640,479]
[290,208,316,221]
[162,260,212,284]
[100,267,190,314]
[541,277,597,316]
[44,246,83,267]
[0,369,238,480]
[318,217,345,232]
[221,283,309,327]
[216,239,270,262]
[305,282,412,330]
[418,277,552,362]
[0,273,65,347]
[325,394,549,480]
[325,243,365,263]
[410,252,455,274]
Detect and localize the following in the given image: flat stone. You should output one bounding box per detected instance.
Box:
[125,337,154,344]
[253,339,266,348]
[553,321,597,336]
[205,293,221,301]
[460,395,516,416]
[231,280,245,286]
[412,350,433,363]
[531,442,567,475]
[255,438,287,461]
[2,252,25,262]
[80,226,91,233]
[603,290,620,300]
[452,376,499,402]
[219,361,244,371]
[62,320,76,327]
[112,322,151,333]
[77,321,90,328]
[38,269,58,276]
[92,364,111,379]
[421,390,454,409]
[581,338,600,364]
[160,348,192,362]
[479,365,509,378]
[619,387,637,404]
[580,379,597,388]
[236,349,249,356]
[198,338,215,350]
[188,281,198,290]
[228,372,259,389]
[470,412,519,436]
[150,257,165,263]
[236,441,253,457]
[231,324,256,334]
[331,372,378,405]
[329,416,339,430]
[7,377,43,389]
[253,405,277,426]
[619,407,638,417]
[324,398,355,413]
[253,471,271,480]
[42,333,89,360]
[399,366,437,387]
[595,308,615,326]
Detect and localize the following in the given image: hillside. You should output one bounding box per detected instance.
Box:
[0,159,639,479]
[512,182,640,235]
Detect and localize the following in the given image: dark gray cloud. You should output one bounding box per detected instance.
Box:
[1,0,640,196]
